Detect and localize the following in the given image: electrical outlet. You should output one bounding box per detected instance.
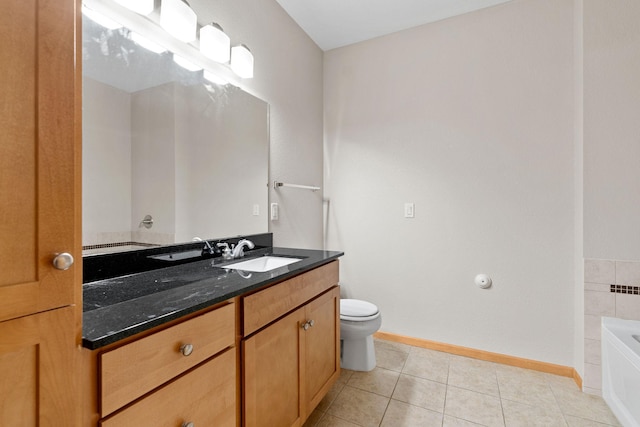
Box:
[270,203,279,221]
[253,204,260,216]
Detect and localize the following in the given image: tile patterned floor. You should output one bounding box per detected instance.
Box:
[303,339,621,427]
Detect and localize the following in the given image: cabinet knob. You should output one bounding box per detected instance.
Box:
[52,252,74,270]
[301,320,315,331]
[182,422,194,427]
[180,344,194,356]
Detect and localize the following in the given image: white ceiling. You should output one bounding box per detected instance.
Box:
[274,0,514,51]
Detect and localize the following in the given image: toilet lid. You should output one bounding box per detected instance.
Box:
[340,299,379,319]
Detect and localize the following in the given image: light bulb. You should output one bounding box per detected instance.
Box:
[230,45,254,79]
[160,0,197,42]
[200,23,231,63]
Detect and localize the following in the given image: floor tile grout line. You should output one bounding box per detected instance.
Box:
[376,394,393,427]
[495,364,507,427]
[549,381,574,426]
[442,382,449,427]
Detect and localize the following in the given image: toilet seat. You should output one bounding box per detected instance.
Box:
[340,299,380,322]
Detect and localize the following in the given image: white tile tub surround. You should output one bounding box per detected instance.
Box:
[584,259,640,395]
[615,262,640,286]
[585,260,615,284]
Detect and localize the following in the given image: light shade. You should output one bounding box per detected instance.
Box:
[230,45,254,79]
[113,0,154,15]
[160,0,197,42]
[82,5,122,30]
[200,23,231,63]
[173,54,202,72]
[203,70,228,85]
[131,32,166,54]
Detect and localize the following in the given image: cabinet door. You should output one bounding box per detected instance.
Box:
[243,308,306,427]
[0,0,78,322]
[303,287,340,414]
[0,307,76,426]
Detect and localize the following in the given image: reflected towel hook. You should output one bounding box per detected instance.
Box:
[273,181,320,192]
[140,214,154,229]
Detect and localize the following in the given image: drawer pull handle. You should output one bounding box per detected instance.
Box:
[180,344,194,356]
[182,422,195,427]
[301,320,315,331]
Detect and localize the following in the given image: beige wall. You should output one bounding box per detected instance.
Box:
[173,84,268,242]
[324,0,577,366]
[82,78,133,246]
[190,0,325,249]
[131,83,177,245]
[583,0,640,261]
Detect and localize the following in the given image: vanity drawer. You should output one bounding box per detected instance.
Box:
[243,261,339,336]
[101,348,236,427]
[100,301,235,416]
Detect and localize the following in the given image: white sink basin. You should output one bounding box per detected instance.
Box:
[219,256,302,272]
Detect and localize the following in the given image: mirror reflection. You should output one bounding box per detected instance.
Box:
[81,16,269,255]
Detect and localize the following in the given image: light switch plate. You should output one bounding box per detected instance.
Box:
[404,203,415,218]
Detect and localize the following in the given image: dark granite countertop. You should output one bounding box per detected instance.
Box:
[82,247,343,350]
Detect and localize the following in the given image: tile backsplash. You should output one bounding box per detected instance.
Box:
[583,258,640,395]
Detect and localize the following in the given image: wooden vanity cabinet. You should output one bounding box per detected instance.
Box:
[83,261,341,427]
[86,301,238,427]
[242,261,340,427]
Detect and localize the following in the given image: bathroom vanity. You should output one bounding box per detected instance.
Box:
[81,245,342,427]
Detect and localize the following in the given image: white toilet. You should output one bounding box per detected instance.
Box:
[340,299,382,371]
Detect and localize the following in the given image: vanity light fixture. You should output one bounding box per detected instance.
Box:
[203,70,228,85]
[82,0,255,81]
[200,23,231,63]
[82,5,122,30]
[113,0,154,16]
[160,0,197,42]
[230,45,254,79]
[131,32,167,54]
[173,54,202,72]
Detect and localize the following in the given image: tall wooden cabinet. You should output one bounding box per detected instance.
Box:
[0,0,80,425]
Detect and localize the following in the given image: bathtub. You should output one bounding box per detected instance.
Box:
[602,317,640,427]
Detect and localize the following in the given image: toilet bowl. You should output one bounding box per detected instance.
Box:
[340,299,382,371]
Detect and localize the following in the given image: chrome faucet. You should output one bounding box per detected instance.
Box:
[217,242,233,259]
[231,239,255,258]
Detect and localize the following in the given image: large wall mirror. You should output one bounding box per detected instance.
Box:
[82,15,269,255]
